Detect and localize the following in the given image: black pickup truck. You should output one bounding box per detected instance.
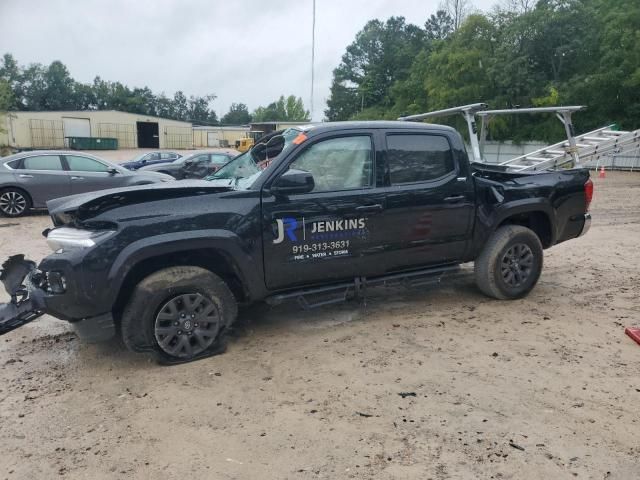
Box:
[0,121,592,363]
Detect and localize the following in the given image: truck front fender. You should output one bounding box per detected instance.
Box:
[106,229,267,305]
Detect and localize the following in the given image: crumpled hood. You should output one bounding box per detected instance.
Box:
[46,180,233,226]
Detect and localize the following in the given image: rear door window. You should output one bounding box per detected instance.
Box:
[5,159,22,169]
[386,134,455,184]
[66,155,110,172]
[22,155,64,171]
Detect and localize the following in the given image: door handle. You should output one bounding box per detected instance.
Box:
[444,195,465,203]
[355,204,383,213]
[70,176,84,180]
[19,174,33,178]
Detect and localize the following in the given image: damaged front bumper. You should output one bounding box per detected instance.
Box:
[0,254,116,341]
[0,255,45,335]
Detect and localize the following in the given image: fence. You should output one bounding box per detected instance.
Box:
[164,126,192,149]
[96,123,136,148]
[29,119,64,148]
[582,148,640,171]
[469,141,640,170]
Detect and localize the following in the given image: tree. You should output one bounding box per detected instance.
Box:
[42,61,75,110]
[424,10,454,40]
[424,14,496,110]
[253,95,310,122]
[325,17,426,120]
[439,0,474,30]
[172,91,188,120]
[0,54,22,110]
[0,53,224,124]
[20,63,48,110]
[284,95,309,121]
[0,78,13,140]
[221,103,251,124]
[187,94,216,123]
[325,75,360,121]
[499,0,536,14]
[0,79,15,111]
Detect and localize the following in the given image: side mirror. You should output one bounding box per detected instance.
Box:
[271,169,314,195]
[107,168,119,175]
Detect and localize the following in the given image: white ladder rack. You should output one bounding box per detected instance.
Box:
[399,103,640,172]
[499,125,640,172]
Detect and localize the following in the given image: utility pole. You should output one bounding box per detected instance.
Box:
[310,0,316,120]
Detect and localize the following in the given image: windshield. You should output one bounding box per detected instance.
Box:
[207,151,259,182]
[206,127,303,189]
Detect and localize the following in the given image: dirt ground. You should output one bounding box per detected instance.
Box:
[0,171,638,479]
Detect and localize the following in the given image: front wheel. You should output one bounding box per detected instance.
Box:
[0,188,31,217]
[474,225,543,300]
[120,266,238,363]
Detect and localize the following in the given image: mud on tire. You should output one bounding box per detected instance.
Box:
[474,225,543,300]
[120,266,238,364]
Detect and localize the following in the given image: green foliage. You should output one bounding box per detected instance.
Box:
[325,17,427,120]
[0,53,219,123]
[221,103,252,125]
[326,0,640,142]
[0,79,14,111]
[252,95,310,122]
[424,10,454,40]
[424,15,496,110]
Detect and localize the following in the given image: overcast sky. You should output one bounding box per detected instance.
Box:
[0,0,497,121]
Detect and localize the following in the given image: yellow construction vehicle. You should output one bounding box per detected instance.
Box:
[235,137,254,152]
[235,131,265,152]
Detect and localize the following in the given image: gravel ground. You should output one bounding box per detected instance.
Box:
[0,171,638,479]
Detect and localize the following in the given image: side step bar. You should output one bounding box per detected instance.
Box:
[265,265,462,310]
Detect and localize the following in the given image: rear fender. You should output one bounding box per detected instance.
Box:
[470,198,555,259]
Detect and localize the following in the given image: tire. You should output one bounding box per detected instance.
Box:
[0,188,31,217]
[474,225,543,300]
[120,266,238,364]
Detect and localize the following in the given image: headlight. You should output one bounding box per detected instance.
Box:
[46,227,116,252]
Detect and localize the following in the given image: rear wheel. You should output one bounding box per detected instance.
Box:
[0,188,31,217]
[121,266,238,363]
[474,225,543,300]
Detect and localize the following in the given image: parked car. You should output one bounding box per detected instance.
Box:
[0,121,592,364]
[120,151,182,170]
[139,150,235,179]
[0,151,174,217]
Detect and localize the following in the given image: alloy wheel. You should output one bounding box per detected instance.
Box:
[0,191,27,216]
[500,243,534,288]
[154,293,220,358]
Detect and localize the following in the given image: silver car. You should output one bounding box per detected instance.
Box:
[0,151,174,217]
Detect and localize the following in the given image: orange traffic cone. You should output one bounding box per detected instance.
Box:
[598,166,606,178]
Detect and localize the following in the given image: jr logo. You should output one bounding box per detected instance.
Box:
[273,217,298,244]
